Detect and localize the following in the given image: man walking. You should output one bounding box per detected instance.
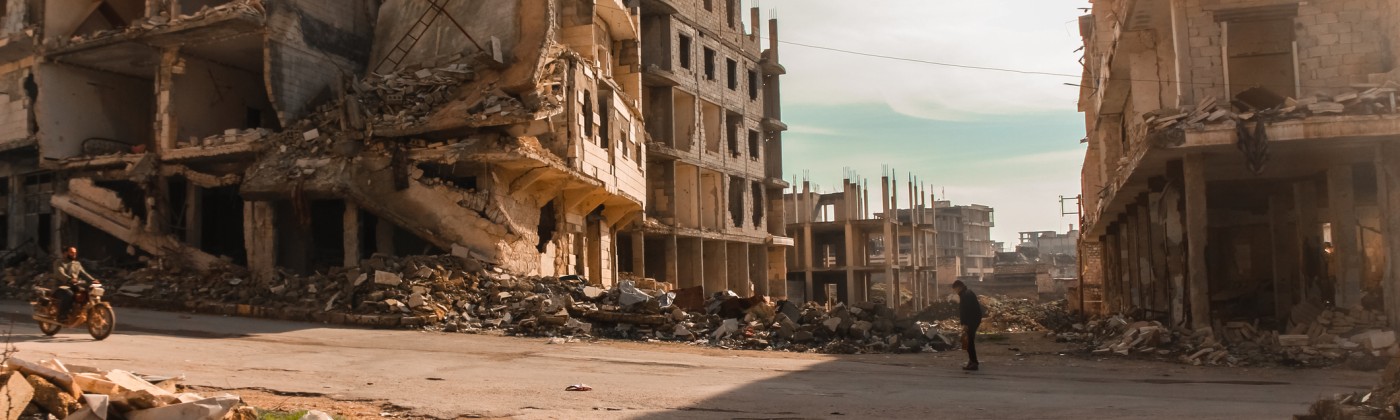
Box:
[952,280,984,371]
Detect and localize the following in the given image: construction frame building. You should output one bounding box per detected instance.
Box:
[784,173,937,312]
[623,0,791,298]
[1078,0,1400,329]
[934,201,996,285]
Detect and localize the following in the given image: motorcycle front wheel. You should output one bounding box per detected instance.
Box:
[38,320,60,336]
[87,304,114,340]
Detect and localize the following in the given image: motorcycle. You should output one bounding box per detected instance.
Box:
[31,282,116,340]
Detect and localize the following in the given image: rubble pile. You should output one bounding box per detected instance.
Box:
[916,296,1074,333]
[1,357,250,420]
[1146,69,1400,145]
[62,0,265,46]
[354,63,479,129]
[1064,303,1395,367]
[1300,357,1400,420]
[2,253,1076,354]
[180,128,270,149]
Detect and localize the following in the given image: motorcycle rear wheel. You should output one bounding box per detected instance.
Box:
[37,320,60,336]
[87,305,114,340]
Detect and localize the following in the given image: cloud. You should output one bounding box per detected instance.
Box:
[786,124,843,136]
[757,0,1092,121]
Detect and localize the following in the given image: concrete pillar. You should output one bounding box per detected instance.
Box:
[630,230,645,277]
[184,183,203,247]
[1269,192,1295,323]
[727,242,749,296]
[1329,164,1362,307]
[1295,180,1321,302]
[1184,154,1211,329]
[343,203,360,268]
[376,216,395,256]
[155,48,179,154]
[1148,186,1170,313]
[703,239,727,294]
[1162,168,1187,328]
[844,222,861,303]
[7,176,22,249]
[244,201,276,285]
[1377,144,1400,327]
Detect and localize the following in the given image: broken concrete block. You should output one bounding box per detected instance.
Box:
[712,318,740,339]
[302,129,320,140]
[408,293,426,308]
[1279,334,1310,347]
[581,286,605,299]
[822,317,842,332]
[27,374,79,418]
[301,410,335,420]
[617,280,651,307]
[849,321,874,339]
[374,270,403,286]
[126,394,239,420]
[65,394,111,420]
[0,373,34,420]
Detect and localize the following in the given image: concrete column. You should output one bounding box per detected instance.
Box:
[1377,144,1400,327]
[1295,180,1320,302]
[703,240,728,294]
[844,222,861,304]
[155,48,179,154]
[343,203,360,268]
[1148,187,1170,313]
[1135,196,1155,311]
[727,242,749,296]
[7,176,21,249]
[1328,164,1362,307]
[1162,167,1187,328]
[1184,154,1211,329]
[376,216,395,256]
[184,183,203,247]
[630,230,646,277]
[244,201,276,285]
[1269,193,1295,323]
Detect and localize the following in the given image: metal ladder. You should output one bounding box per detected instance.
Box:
[373,0,487,74]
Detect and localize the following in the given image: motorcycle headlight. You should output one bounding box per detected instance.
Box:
[90,287,105,297]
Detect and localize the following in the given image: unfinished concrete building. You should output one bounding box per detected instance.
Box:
[784,175,937,312]
[624,0,790,298]
[3,0,649,286]
[934,201,995,285]
[1078,0,1400,330]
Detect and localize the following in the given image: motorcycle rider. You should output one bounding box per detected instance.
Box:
[53,246,97,322]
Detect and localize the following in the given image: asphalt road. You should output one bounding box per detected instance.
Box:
[0,301,1376,419]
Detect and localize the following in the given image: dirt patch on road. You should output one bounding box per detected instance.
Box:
[187,386,446,420]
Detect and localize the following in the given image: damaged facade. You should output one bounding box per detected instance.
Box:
[784,174,938,313]
[934,201,995,285]
[0,0,656,287]
[1078,0,1400,332]
[623,0,791,298]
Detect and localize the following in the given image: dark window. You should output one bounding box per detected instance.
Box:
[727,0,737,28]
[704,48,716,80]
[679,35,692,69]
[583,91,594,138]
[599,98,610,148]
[748,70,759,100]
[748,130,760,160]
[726,59,738,90]
[704,0,713,11]
[727,119,740,158]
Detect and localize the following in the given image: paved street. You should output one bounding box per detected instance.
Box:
[0,302,1375,419]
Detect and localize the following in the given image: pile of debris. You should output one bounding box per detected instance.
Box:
[2,357,252,420]
[1300,357,1400,419]
[1146,69,1400,147]
[353,63,479,129]
[1065,303,1395,367]
[180,128,270,149]
[62,0,265,46]
[2,253,1075,355]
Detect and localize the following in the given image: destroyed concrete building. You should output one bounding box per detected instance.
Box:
[934,201,996,285]
[1077,0,1400,331]
[0,0,654,286]
[992,230,1080,301]
[623,0,791,297]
[784,174,938,312]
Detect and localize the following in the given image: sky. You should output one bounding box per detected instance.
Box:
[756,0,1093,247]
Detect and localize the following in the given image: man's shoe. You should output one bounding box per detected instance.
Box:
[962,363,979,371]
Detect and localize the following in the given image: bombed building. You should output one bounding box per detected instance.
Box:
[622,0,791,298]
[784,174,938,312]
[0,0,653,286]
[1078,0,1400,330]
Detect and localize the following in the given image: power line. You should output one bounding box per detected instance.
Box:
[769,37,1374,91]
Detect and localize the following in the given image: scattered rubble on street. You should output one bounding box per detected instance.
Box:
[2,255,1073,355]
[2,356,249,420]
[1060,301,1395,368]
[1299,356,1400,419]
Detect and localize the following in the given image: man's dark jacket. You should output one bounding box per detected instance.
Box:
[959,288,984,326]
